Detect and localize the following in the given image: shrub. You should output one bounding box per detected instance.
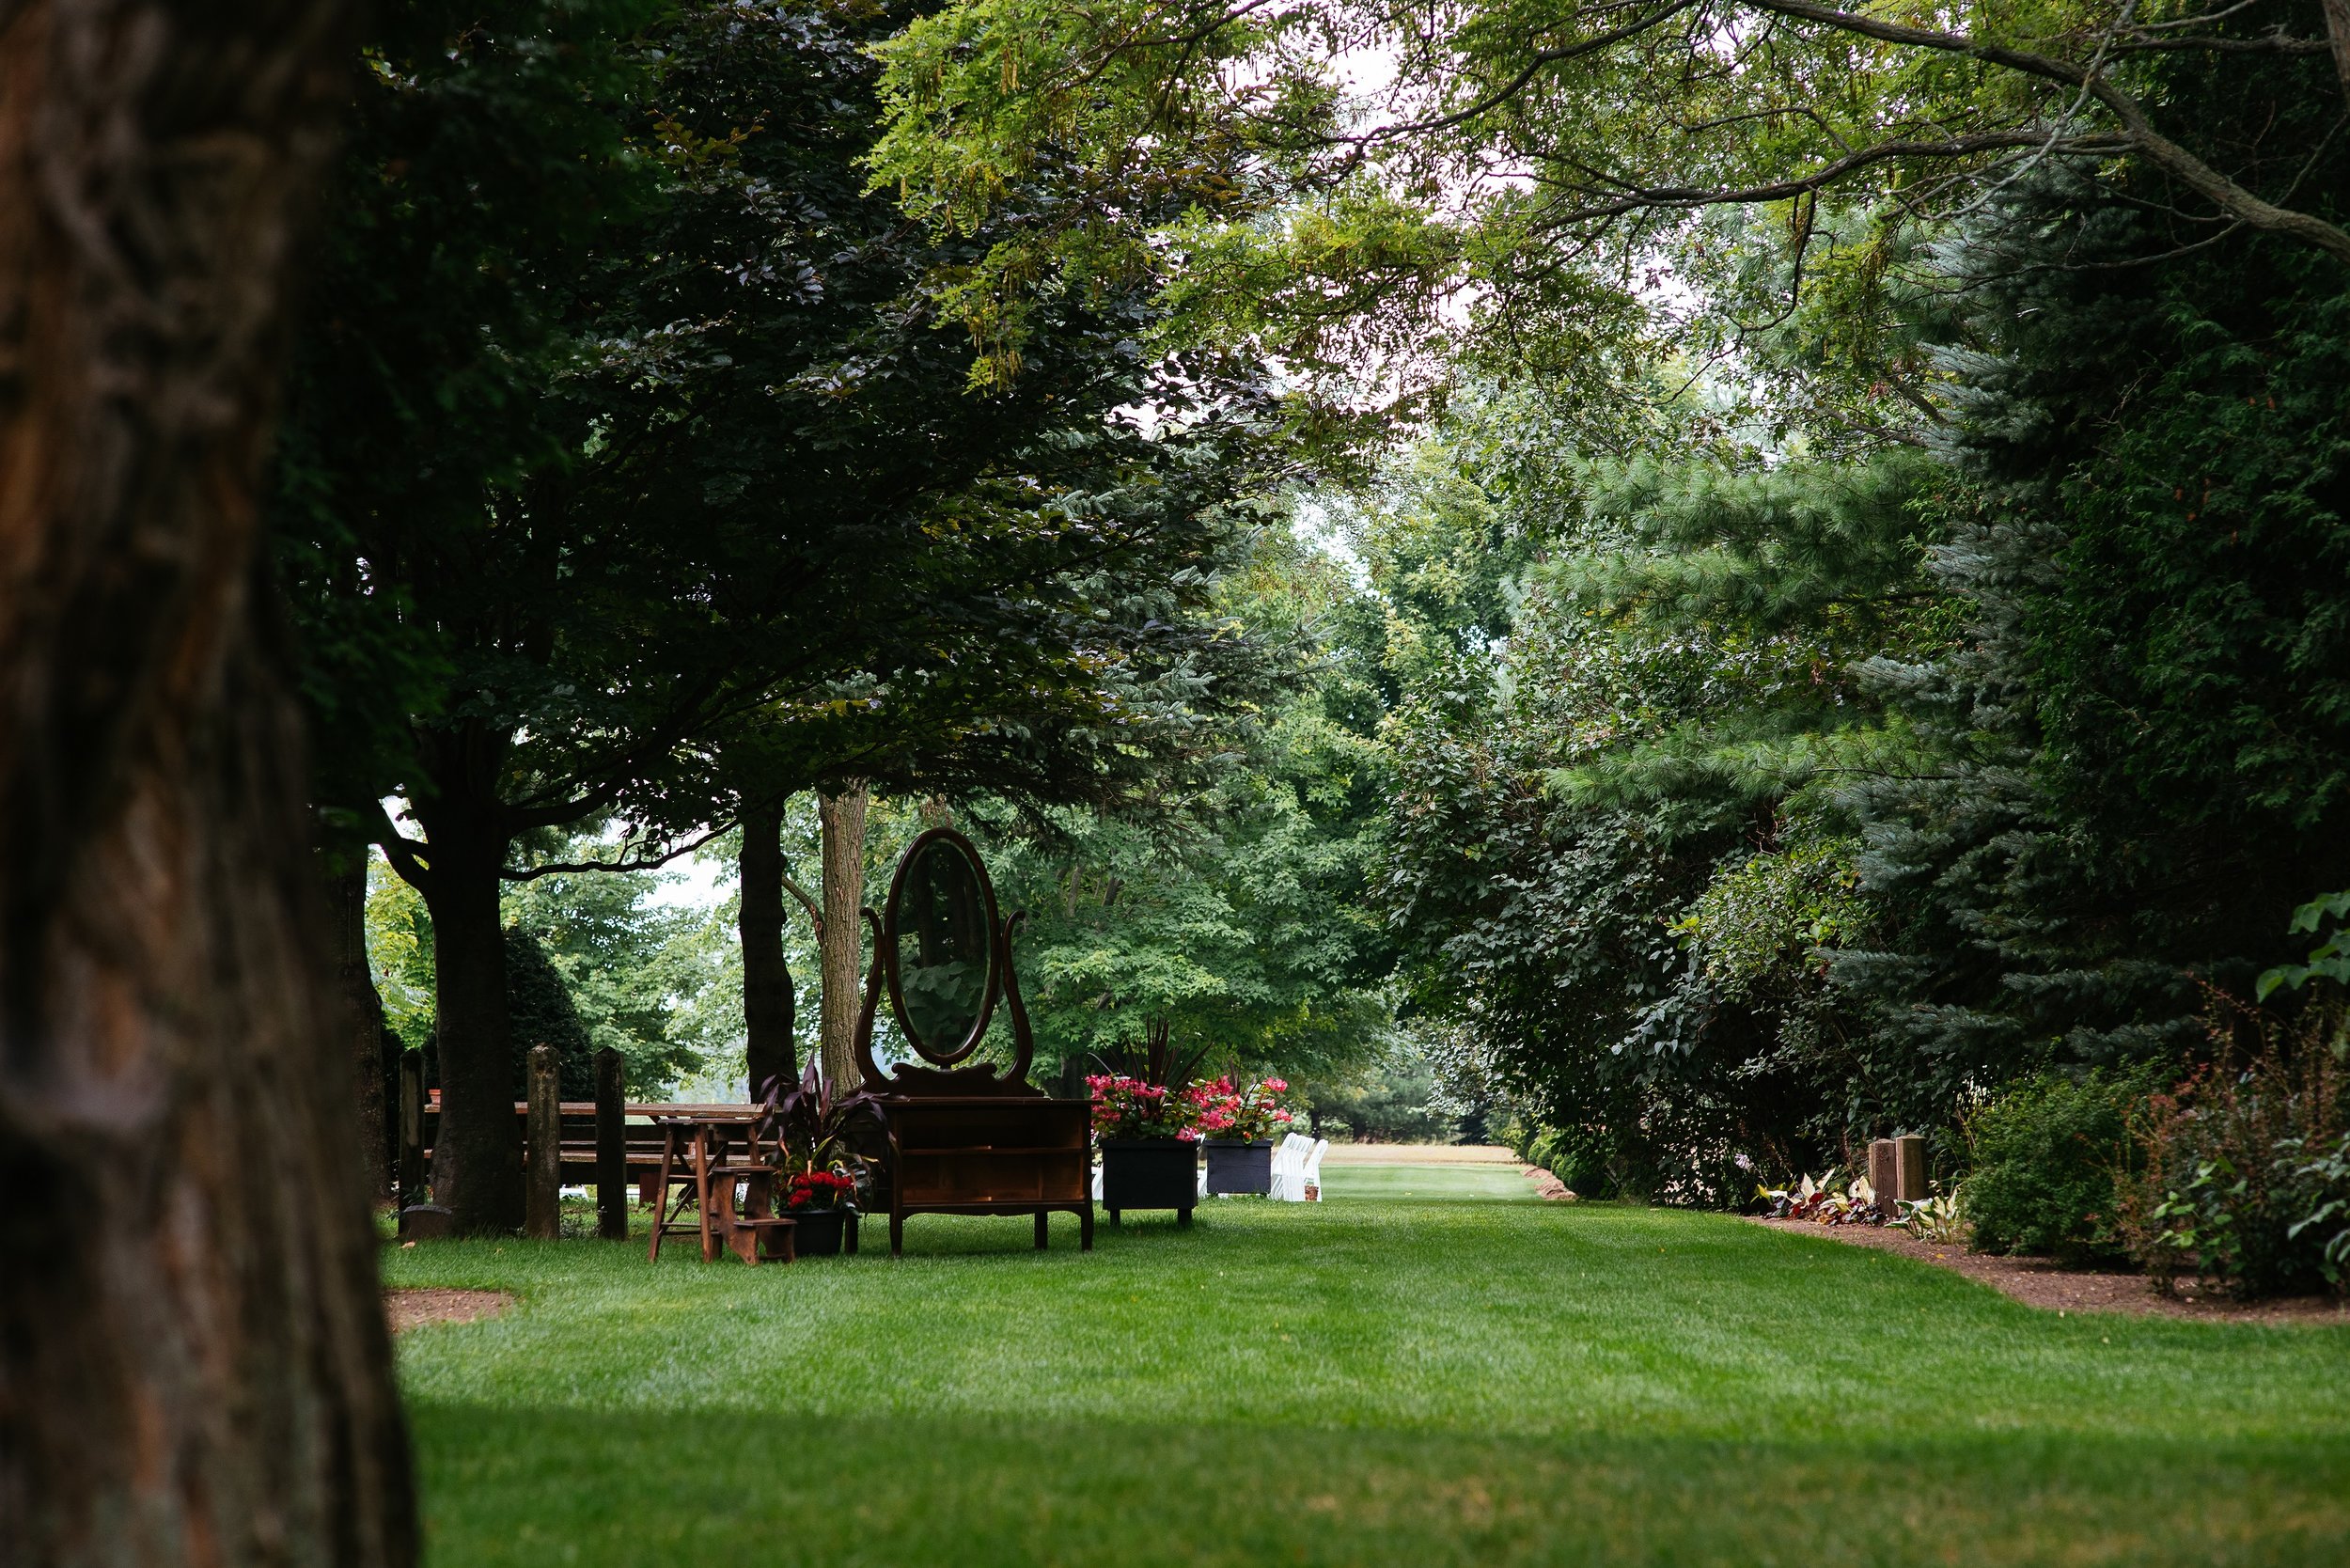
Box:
[2289,1131,2350,1289]
[1759,1171,1888,1225]
[1963,1069,2155,1263]
[2119,1002,2350,1298]
[1527,1125,1620,1199]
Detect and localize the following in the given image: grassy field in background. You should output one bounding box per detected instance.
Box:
[384,1189,2350,1567]
[1317,1162,1540,1202]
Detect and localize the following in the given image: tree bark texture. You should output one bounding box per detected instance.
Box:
[0,5,415,1566]
[525,1044,558,1240]
[817,782,868,1092]
[2326,0,2350,115]
[737,798,797,1104]
[324,843,393,1200]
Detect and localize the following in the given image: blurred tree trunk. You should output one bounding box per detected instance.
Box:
[738,797,798,1103]
[818,781,868,1090]
[0,3,415,1565]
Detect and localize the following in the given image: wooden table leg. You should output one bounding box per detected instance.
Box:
[1034,1209,1049,1250]
[694,1129,717,1263]
[648,1126,681,1262]
[713,1163,744,1262]
[1079,1205,1094,1252]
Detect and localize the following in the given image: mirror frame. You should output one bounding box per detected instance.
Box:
[879,827,1002,1066]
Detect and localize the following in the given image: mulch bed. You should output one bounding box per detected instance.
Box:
[1747,1216,2350,1324]
[384,1288,515,1335]
[1520,1166,1576,1200]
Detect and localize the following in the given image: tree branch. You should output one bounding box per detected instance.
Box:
[371,801,433,893]
[1339,0,1702,148]
[780,872,825,933]
[501,821,732,882]
[1531,130,2126,225]
[1743,0,2350,265]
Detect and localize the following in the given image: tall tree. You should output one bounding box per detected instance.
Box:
[544,0,1296,1095]
[278,0,1292,1229]
[0,5,415,1563]
[1834,136,2350,1086]
[275,0,666,1233]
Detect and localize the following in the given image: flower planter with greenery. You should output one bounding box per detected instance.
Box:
[771,1062,883,1257]
[1189,1076,1292,1196]
[1090,1074,1197,1224]
[784,1169,859,1255]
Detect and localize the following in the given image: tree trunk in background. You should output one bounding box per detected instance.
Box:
[325,844,393,1200]
[410,808,521,1234]
[738,798,797,1103]
[818,781,869,1090]
[0,5,416,1565]
[2323,0,2350,112]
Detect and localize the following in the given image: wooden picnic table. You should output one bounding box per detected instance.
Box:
[418,1096,764,1204]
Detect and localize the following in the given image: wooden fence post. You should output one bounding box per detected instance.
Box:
[526,1044,561,1240]
[1866,1138,1898,1210]
[398,1049,426,1208]
[595,1046,627,1240]
[1893,1135,1928,1207]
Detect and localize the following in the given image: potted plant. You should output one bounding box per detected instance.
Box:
[769,1061,885,1256]
[1189,1075,1292,1196]
[782,1168,860,1253]
[1090,1074,1198,1225]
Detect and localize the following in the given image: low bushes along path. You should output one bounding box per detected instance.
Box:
[384,1174,2350,1567]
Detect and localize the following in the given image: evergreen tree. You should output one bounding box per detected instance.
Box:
[1836,118,2350,1090]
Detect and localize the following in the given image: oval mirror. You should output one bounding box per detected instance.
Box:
[888,834,995,1062]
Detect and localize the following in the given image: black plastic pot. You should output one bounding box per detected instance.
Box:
[790,1207,858,1257]
[1203,1138,1274,1196]
[1100,1139,1196,1224]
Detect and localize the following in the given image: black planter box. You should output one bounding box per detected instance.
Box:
[1100,1139,1196,1224]
[790,1207,857,1257]
[1203,1138,1274,1196]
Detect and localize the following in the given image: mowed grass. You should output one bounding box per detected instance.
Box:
[384,1194,2350,1567]
[1319,1162,1541,1201]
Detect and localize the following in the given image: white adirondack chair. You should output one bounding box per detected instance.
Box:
[1301,1137,1328,1201]
[1269,1132,1316,1200]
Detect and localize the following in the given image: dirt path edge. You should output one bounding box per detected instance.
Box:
[1746,1216,2348,1323]
[384,1288,515,1334]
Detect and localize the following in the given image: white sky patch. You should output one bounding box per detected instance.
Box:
[648,850,732,913]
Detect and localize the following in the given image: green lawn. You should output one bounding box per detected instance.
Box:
[1319,1162,1540,1201]
[384,1195,2350,1566]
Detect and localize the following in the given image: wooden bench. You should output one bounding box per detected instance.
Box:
[418,1098,764,1205]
